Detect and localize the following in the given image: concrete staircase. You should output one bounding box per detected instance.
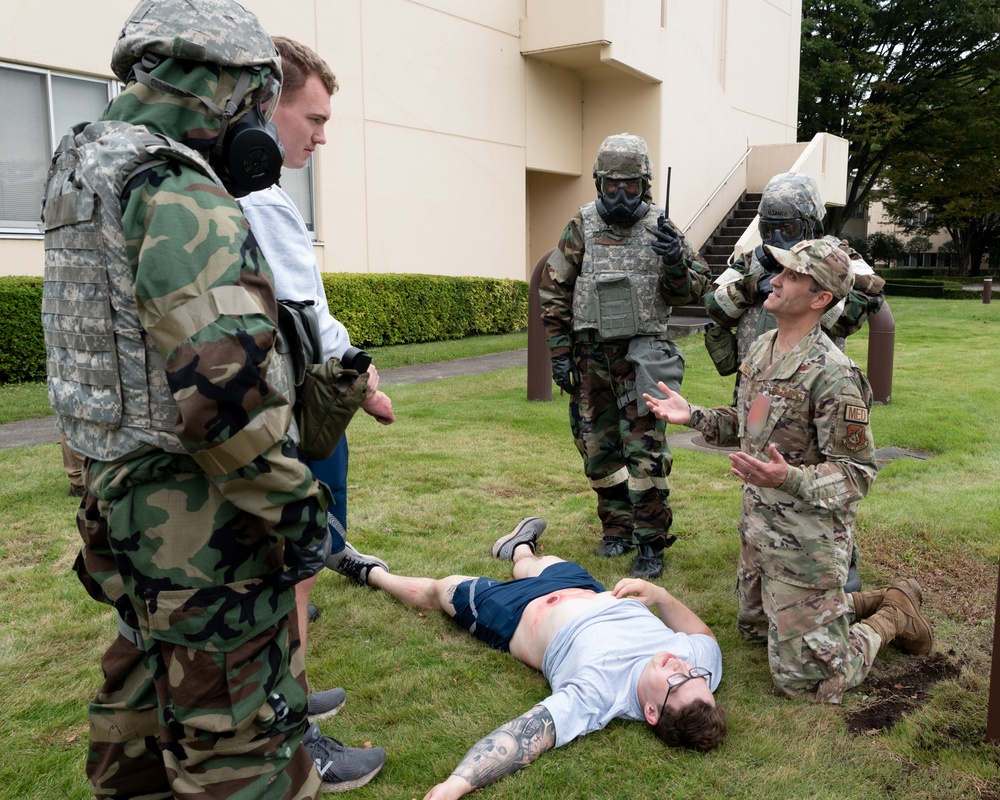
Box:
[669,191,761,339]
[699,192,761,278]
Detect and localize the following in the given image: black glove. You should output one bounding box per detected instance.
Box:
[277,529,333,589]
[650,217,683,264]
[551,353,581,394]
[754,243,780,274]
[755,272,774,297]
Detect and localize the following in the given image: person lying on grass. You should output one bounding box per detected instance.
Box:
[330,516,728,800]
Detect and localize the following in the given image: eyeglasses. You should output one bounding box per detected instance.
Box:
[658,667,712,721]
[600,177,644,197]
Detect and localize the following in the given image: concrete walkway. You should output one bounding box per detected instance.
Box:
[1,350,532,451]
[0,348,732,457]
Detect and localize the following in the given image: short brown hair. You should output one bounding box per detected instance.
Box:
[654,699,728,752]
[272,36,338,99]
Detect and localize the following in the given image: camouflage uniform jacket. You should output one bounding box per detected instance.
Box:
[539,202,711,354]
[705,248,886,362]
[42,107,327,559]
[689,325,878,589]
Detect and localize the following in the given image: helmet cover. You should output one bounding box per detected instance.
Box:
[592,133,654,181]
[111,0,281,84]
[757,172,825,223]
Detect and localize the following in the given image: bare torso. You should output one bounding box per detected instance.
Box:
[508,588,618,669]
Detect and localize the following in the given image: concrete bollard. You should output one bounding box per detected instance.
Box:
[984,277,993,304]
[527,248,555,401]
[867,301,895,405]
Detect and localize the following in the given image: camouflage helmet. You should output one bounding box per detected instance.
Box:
[758,172,825,223]
[592,133,655,181]
[111,0,281,85]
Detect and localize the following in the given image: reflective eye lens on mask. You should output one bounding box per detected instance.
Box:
[759,218,805,241]
[601,178,642,197]
[253,74,282,122]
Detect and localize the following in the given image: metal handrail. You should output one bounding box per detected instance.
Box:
[682,146,753,234]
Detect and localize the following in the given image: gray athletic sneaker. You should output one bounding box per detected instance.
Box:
[301,722,386,792]
[308,687,347,722]
[491,517,547,560]
[326,542,388,585]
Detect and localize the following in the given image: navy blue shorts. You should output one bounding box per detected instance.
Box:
[450,561,605,651]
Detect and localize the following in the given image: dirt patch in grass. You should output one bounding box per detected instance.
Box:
[845,651,963,736]
[861,531,997,629]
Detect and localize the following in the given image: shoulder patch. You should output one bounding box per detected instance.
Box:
[844,404,869,424]
[844,424,868,452]
[739,362,753,378]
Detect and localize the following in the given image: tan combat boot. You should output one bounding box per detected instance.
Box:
[862,580,934,655]
[850,577,922,620]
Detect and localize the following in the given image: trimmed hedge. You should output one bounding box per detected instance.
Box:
[324,273,528,347]
[0,273,528,385]
[879,278,946,298]
[878,275,991,300]
[0,277,45,384]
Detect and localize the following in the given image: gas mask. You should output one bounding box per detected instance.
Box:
[210,69,284,197]
[595,177,649,227]
[213,104,284,197]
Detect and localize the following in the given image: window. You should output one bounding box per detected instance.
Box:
[1,63,317,239]
[1,63,115,233]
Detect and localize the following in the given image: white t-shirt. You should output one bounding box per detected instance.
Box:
[540,598,723,748]
[239,185,351,360]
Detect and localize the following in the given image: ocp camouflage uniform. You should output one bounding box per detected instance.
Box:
[688,324,880,703]
[539,203,711,549]
[42,55,327,798]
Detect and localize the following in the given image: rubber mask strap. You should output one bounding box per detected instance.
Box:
[213,68,255,159]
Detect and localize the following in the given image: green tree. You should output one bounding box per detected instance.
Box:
[881,78,1000,275]
[905,235,932,261]
[799,0,1000,235]
[843,234,870,261]
[867,232,905,267]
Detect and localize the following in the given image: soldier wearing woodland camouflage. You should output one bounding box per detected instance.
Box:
[539,133,712,579]
[40,1,381,796]
[644,239,933,703]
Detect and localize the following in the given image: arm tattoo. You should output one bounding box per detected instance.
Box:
[450,704,557,789]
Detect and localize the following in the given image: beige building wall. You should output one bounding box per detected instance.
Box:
[1,0,810,281]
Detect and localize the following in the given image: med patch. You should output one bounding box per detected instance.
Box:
[844,404,869,424]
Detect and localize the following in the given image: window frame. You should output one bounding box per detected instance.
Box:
[0,62,317,240]
[0,61,117,237]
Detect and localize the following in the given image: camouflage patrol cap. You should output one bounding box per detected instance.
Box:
[758,172,825,223]
[765,238,854,300]
[111,0,281,84]
[592,133,654,180]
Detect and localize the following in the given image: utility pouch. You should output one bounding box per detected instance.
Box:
[276,299,367,460]
[276,300,323,387]
[596,273,638,340]
[704,323,739,376]
[296,360,368,460]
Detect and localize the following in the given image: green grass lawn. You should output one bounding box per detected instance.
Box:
[1,299,999,799]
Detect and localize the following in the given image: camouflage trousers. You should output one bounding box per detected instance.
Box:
[569,339,674,546]
[75,454,322,799]
[736,541,880,704]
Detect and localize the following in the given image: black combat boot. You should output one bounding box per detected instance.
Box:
[629,534,676,579]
